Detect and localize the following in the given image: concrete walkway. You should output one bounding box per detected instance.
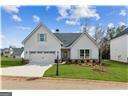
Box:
[1,63,52,77]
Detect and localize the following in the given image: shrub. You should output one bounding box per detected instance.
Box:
[22,58,29,64]
[80,60,84,63]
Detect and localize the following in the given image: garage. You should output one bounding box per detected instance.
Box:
[29,51,56,64]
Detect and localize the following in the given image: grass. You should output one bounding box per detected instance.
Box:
[0,56,25,67]
[44,60,128,82]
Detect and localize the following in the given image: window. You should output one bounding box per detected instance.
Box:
[79,49,90,59]
[85,49,89,58]
[29,51,36,54]
[40,34,45,41]
[44,51,55,54]
[80,49,84,59]
[37,51,43,54]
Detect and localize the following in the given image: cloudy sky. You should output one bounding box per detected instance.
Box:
[1,5,128,48]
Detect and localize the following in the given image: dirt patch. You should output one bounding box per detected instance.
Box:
[1,76,127,90]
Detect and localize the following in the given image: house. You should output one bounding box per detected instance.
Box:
[22,23,99,64]
[11,47,24,58]
[110,28,128,63]
[1,46,24,58]
[1,48,11,57]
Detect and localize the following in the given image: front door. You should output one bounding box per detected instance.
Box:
[61,49,70,60]
[63,50,68,59]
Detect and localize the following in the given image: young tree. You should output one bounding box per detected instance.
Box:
[82,24,106,63]
[93,25,105,63]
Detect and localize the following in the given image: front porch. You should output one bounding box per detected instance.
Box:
[61,48,70,60]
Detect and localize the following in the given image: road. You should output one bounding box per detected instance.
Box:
[1,76,127,90]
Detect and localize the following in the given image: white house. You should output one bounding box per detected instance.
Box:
[22,23,99,64]
[1,46,24,58]
[110,28,128,63]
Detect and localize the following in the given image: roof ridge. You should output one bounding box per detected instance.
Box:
[112,27,128,39]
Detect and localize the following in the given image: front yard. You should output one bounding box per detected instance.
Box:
[44,60,128,82]
[0,56,25,67]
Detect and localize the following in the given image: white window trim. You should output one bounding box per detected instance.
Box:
[39,33,45,42]
[80,49,84,59]
[79,49,90,59]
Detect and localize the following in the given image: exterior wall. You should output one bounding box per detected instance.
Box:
[70,34,99,59]
[21,51,24,58]
[23,25,61,63]
[127,35,128,61]
[3,52,11,57]
[3,50,11,57]
[110,34,128,63]
[14,55,21,59]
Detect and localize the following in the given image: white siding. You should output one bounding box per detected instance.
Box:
[70,34,99,59]
[127,35,128,60]
[24,25,61,64]
[110,34,128,63]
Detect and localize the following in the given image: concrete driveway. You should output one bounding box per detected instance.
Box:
[1,63,52,77]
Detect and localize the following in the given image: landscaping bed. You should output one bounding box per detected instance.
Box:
[44,60,128,82]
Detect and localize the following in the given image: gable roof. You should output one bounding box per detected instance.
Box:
[54,33,82,47]
[112,28,128,39]
[22,23,62,44]
[22,23,41,44]
[12,47,24,56]
[22,22,97,47]
[54,32,98,47]
[69,32,98,47]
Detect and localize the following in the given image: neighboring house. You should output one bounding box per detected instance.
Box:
[1,48,11,57]
[1,47,24,58]
[11,47,24,58]
[22,23,99,64]
[110,28,128,63]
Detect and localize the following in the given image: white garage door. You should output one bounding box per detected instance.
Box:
[29,52,56,65]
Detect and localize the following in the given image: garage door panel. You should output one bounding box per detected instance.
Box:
[29,53,56,64]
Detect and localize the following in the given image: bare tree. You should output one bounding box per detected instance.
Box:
[81,24,105,63]
[101,27,117,60]
[94,25,105,63]
[94,25,105,43]
[101,25,127,60]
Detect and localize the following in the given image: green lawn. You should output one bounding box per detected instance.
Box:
[44,60,128,82]
[0,56,25,67]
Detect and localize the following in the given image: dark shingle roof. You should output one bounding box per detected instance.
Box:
[112,28,128,39]
[54,33,82,47]
[12,47,24,56]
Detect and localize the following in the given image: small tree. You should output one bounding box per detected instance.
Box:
[94,25,105,63]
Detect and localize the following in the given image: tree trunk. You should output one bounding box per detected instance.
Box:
[99,48,102,64]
